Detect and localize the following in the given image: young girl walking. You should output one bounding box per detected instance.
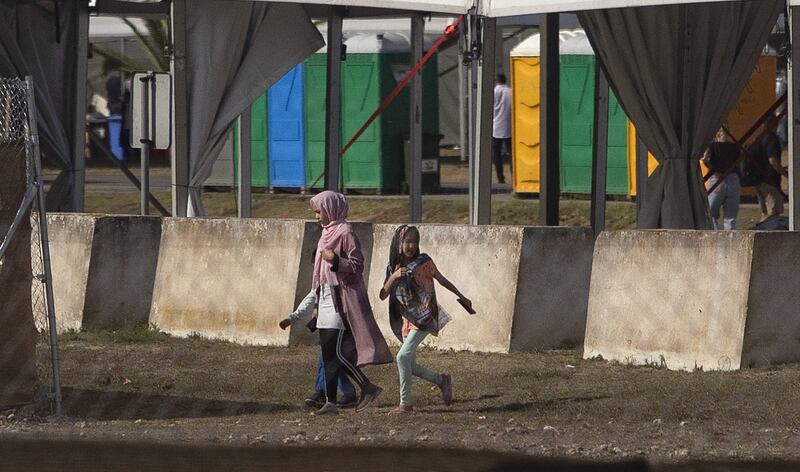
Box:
[280,191,392,415]
[379,225,473,415]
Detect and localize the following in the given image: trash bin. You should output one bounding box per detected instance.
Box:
[403,134,442,194]
[106,115,124,161]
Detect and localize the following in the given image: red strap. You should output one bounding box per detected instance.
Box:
[307,17,464,190]
[704,93,786,183]
[705,94,786,196]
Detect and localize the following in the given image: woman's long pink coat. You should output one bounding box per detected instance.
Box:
[332,230,393,367]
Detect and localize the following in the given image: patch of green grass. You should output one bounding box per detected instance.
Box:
[58,323,171,344]
[83,188,769,231]
[59,328,84,343]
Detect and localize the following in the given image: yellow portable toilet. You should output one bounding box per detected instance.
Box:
[628,54,776,197]
[510,42,541,193]
[513,30,776,198]
[626,123,658,197]
[510,30,630,195]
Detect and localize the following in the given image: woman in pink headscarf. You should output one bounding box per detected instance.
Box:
[280,191,392,415]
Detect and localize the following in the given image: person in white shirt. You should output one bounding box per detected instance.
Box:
[493,73,513,184]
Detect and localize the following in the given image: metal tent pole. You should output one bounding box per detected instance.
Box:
[71,2,89,212]
[591,62,609,236]
[789,6,800,229]
[467,14,477,221]
[170,0,190,216]
[409,13,425,223]
[325,8,344,192]
[470,16,495,225]
[539,13,560,226]
[237,108,252,218]
[459,39,468,163]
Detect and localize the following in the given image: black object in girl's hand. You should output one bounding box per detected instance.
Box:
[457,298,476,315]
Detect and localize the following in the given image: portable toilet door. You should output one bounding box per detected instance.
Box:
[340,41,383,190]
[233,93,270,188]
[205,129,236,188]
[304,53,327,190]
[268,64,306,190]
[304,31,438,192]
[340,32,438,192]
[510,54,540,193]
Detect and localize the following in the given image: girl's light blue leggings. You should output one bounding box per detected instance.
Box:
[396,329,442,406]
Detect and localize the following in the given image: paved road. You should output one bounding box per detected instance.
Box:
[43,165,518,200]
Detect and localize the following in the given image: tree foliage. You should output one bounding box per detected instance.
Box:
[91,18,170,75]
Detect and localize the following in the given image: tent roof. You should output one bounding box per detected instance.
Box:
[480,0,733,17]
[510,28,592,57]
[94,0,757,19]
[89,16,147,38]
[348,31,429,52]
[315,30,437,53]
[509,27,778,58]
[314,17,451,52]
[262,0,737,18]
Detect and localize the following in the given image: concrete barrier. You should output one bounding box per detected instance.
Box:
[584,231,800,371]
[367,224,594,352]
[46,214,98,332]
[46,214,162,332]
[150,218,310,345]
[82,216,162,330]
[43,215,594,354]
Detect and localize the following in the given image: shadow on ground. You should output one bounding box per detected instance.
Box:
[2,438,799,472]
[39,387,297,420]
[476,395,612,414]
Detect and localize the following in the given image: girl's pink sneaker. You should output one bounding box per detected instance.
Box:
[388,405,414,415]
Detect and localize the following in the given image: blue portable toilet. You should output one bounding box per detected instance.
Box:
[107,115,124,160]
[268,64,306,189]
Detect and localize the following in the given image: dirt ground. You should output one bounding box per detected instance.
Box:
[5,331,800,465]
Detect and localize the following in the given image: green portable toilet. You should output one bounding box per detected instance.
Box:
[207,93,269,188]
[233,93,270,188]
[510,29,629,196]
[305,31,439,191]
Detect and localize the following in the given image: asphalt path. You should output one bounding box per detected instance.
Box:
[42,165,517,200]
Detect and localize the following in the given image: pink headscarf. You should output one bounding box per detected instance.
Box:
[310,191,352,289]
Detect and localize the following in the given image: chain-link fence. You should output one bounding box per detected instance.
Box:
[0,76,62,415]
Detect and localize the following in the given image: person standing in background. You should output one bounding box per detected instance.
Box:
[702,129,741,230]
[750,129,787,222]
[493,73,513,184]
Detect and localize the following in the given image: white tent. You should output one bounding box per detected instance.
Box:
[510,29,592,57]
[88,17,146,38]
[257,0,744,17]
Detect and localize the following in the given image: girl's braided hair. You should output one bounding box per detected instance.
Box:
[388,225,420,269]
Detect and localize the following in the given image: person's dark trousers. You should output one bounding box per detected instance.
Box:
[314,353,356,399]
[492,137,511,183]
[319,327,370,403]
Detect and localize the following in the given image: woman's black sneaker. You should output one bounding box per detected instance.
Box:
[304,391,326,408]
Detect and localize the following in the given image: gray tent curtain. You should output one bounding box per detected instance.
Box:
[0,0,80,210]
[185,0,323,215]
[578,0,782,229]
